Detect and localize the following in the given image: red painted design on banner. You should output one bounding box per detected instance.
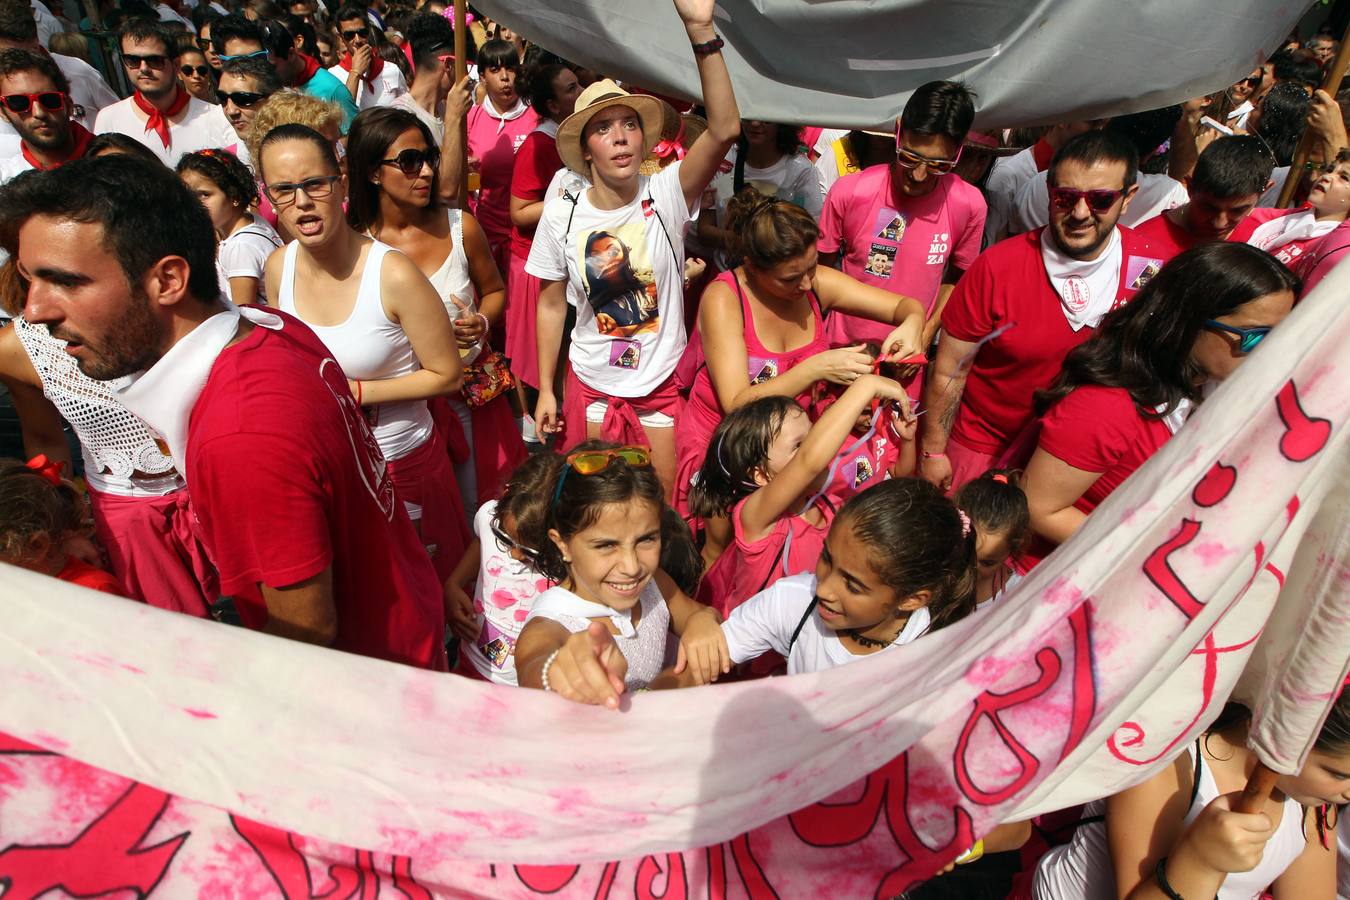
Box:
[1143,519,1205,620]
[1274,380,1331,462]
[231,815,427,898]
[514,864,579,893]
[635,853,688,899]
[0,783,186,900]
[1192,462,1237,508]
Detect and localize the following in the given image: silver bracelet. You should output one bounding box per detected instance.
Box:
[540,648,561,692]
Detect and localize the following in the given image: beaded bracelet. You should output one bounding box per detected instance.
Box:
[540,648,561,693]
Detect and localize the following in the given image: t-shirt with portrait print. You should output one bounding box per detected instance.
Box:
[525,162,695,397]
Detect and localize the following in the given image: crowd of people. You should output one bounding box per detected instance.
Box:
[0,0,1348,894]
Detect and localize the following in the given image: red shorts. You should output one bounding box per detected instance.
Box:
[504,253,541,389]
[386,428,470,582]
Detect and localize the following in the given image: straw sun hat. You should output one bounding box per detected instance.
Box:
[639,102,709,176]
[556,79,666,176]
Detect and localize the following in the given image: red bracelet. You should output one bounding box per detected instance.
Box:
[355,379,363,406]
[921,451,947,459]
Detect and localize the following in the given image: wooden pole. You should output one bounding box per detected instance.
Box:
[1234,761,1281,814]
[453,0,468,209]
[1277,22,1350,208]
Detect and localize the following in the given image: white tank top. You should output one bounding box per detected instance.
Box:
[526,583,671,691]
[1032,743,1308,900]
[13,316,183,497]
[422,208,482,365]
[276,239,432,461]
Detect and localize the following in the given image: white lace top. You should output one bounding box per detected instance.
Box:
[13,316,182,496]
[525,582,672,691]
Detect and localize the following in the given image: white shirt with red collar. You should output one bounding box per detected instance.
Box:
[327,61,408,109]
[93,95,235,167]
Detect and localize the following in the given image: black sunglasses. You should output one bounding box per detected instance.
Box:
[341,27,368,40]
[218,89,271,108]
[181,64,211,78]
[0,91,64,114]
[381,147,440,176]
[490,519,538,560]
[122,52,170,69]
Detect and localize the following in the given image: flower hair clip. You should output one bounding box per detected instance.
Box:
[25,454,65,487]
[957,508,972,537]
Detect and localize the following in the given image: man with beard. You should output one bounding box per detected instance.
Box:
[919,130,1166,493]
[0,0,118,129]
[0,49,94,181]
[93,19,234,166]
[215,54,280,168]
[0,155,448,670]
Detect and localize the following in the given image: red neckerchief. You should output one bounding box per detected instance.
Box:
[1031,138,1054,172]
[338,51,384,84]
[132,85,189,148]
[21,121,94,170]
[290,52,321,87]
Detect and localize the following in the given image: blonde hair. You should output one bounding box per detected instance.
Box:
[48,33,90,62]
[245,90,343,168]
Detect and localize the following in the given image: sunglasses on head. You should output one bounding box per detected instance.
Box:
[1204,319,1271,353]
[894,138,962,175]
[122,52,170,69]
[218,89,271,108]
[217,49,269,63]
[181,64,211,78]
[1049,186,1126,213]
[0,91,64,114]
[552,446,652,506]
[490,518,538,560]
[381,146,440,176]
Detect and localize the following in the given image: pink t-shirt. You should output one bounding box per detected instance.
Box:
[697,495,833,618]
[1240,206,1326,268]
[822,412,906,509]
[467,101,540,252]
[817,163,986,344]
[186,312,447,670]
[1295,218,1350,295]
[939,227,1162,457]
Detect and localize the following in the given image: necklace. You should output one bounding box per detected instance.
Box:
[844,626,902,649]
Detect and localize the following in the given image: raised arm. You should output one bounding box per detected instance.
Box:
[673,0,741,210]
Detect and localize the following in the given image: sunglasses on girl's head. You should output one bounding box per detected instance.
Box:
[218,89,271,108]
[122,52,170,69]
[489,519,538,559]
[181,64,211,78]
[381,146,441,176]
[1049,186,1126,213]
[0,91,64,114]
[552,446,652,505]
[1204,319,1272,353]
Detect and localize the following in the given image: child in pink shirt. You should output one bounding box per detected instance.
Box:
[690,374,914,617]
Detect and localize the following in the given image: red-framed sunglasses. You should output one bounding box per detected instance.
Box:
[1,91,64,115]
[1049,186,1127,213]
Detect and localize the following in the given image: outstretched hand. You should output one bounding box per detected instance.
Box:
[546,622,629,709]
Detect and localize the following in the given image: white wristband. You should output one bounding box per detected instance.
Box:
[540,648,561,692]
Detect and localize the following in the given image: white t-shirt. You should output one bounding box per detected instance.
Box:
[710,147,823,221]
[328,63,408,109]
[524,581,672,691]
[1010,170,1188,234]
[465,500,547,685]
[31,0,61,48]
[721,572,933,676]
[93,95,237,167]
[525,161,694,397]
[813,127,851,197]
[391,92,443,144]
[217,216,283,303]
[156,2,192,27]
[983,146,1039,245]
[53,53,119,125]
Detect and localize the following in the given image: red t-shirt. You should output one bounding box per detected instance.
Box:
[939,227,1162,455]
[1131,209,1265,264]
[59,556,126,596]
[509,129,562,259]
[185,312,447,670]
[817,163,986,344]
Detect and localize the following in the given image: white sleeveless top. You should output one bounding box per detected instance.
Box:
[276,240,432,461]
[1032,743,1308,900]
[13,316,183,497]
[524,582,672,691]
[422,207,482,366]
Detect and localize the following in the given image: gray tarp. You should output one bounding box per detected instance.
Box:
[476,0,1309,128]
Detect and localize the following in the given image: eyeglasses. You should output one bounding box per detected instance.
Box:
[181,64,211,78]
[121,53,170,69]
[381,146,440,176]
[1049,186,1127,213]
[341,28,369,41]
[894,144,962,175]
[217,49,269,63]
[196,37,214,51]
[489,518,538,560]
[1203,319,1272,353]
[263,174,342,206]
[0,91,64,114]
[218,89,271,108]
[552,446,652,505]
[1241,76,1262,88]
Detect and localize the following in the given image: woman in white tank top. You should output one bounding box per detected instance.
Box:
[258,122,469,581]
[344,108,524,520]
[1033,700,1349,899]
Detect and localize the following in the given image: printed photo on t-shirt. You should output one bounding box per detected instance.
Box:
[610,339,641,369]
[852,456,875,488]
[876,212,908,243]
[749,356,779,384]
[1125,255,1165,290]
[864,242,897,278]
[577,223,660,338]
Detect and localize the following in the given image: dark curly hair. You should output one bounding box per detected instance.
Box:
[176,148,260,208]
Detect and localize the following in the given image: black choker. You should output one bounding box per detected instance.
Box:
[844,627,901,649]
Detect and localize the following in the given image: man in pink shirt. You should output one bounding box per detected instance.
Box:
[2,156,447,670]
[818,80,987,350]
[918,130,1167,493]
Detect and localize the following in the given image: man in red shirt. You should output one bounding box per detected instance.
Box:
[1,155,447,670]
[1132,136,1275,260]
[919,130,1166,493]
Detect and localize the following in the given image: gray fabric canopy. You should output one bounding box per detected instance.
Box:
[475,0,1308,128]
